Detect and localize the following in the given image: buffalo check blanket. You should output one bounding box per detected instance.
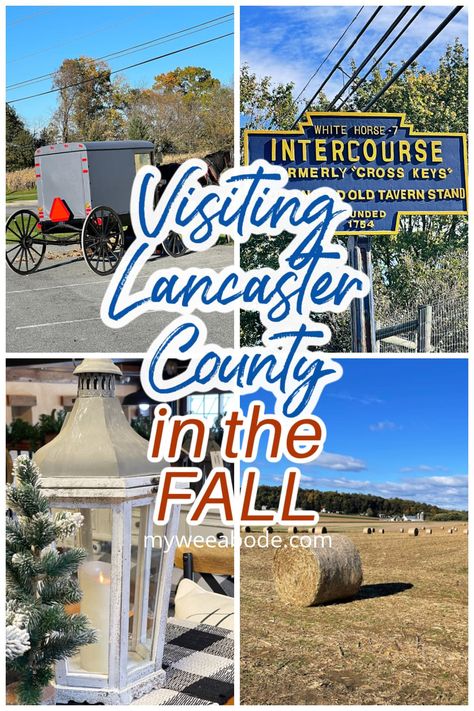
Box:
[133,617,234,705]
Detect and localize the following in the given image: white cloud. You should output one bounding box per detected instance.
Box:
[329,392,384,406]
[312,476,371,489]
[241,6,468,105]
[313,451,367,472]
[400,465,450,473]
[369,421,401,432]
[371,475,468,510]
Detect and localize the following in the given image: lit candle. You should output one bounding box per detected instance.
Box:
[79,561,111,674]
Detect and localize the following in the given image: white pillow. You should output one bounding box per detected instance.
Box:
[174,578,234,630]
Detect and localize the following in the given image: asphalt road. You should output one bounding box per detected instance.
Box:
[6,200,37,218]
[6,209,235,353]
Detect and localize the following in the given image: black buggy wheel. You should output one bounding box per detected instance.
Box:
[5,209,46,274]
[162,231,190,258]
[81,206,124,275]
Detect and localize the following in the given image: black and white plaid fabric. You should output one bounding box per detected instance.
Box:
[133,617,234,705]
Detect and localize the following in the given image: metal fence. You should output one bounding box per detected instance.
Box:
[376,296,468,353]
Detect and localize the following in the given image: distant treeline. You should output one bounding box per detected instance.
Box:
[7,62,233,173]
[256,485,467,521]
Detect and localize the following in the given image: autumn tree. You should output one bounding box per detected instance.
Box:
[50,58,129,141]
[128,66,233,155]
[6,104,36,171]
[153,66,220,98]
[240,63,297,130]
[127,113,152,141]
[346,40,468,333]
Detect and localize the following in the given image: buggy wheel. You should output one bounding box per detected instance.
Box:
[81,206,124,275]
[5,209,45,275]
[162,231,190,258]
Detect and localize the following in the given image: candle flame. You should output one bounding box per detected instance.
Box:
[99,570,110,585]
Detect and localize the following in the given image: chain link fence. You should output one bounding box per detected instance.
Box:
[376,295,468,353]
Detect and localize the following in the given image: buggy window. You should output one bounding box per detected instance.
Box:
[134,152,152,173]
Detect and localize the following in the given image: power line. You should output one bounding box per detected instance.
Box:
[7,13,233,91]
[327,6,411,109]
[336,6,425,110]
[7,8,55,27]
[7,8,161,65]
[362,6,463,110]
[294,7,364,104]
[292,6,382,127]
[7,32,233,105]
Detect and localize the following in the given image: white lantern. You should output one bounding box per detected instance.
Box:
[35,359,178,704]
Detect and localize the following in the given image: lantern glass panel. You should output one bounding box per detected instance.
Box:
[51,505,112,677]
[127,502,165,673]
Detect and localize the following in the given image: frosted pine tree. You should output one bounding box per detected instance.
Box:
[6,455,96,704]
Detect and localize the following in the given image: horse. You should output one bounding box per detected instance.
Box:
[155,149,234,257]
[156,148,233,191]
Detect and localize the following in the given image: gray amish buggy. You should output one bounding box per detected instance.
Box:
[5,140,186,276]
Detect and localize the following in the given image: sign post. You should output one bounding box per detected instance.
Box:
[244,112,468,352]
[347,236,376,352]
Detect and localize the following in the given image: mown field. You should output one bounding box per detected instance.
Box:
[240,520,468,705]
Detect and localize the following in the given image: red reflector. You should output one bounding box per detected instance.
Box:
[49,197,71,222]
[81,158,87,162]
[35,162,40,167]
[35,174,41,178]
[82,169,88,173]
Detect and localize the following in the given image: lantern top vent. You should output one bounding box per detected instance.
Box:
[34,358,161,486]
[73,358,122,376]
[74,359,122,399]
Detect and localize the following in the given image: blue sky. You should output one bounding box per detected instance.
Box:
[7,5,234,131]
[241,358,468,511]
[241,5,468,109]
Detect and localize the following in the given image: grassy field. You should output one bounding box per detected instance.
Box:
[6,189,37,203]
[240,520,468,705]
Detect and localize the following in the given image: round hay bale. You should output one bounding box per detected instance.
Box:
[363,527,372,534]
[311,525,327,535]
[288,526,298,534]
[241,526,251,533]
[425,528,432,534]
[263,526,274,534]
[408,527,418,536]
[464,529,468,534]
[447,528,453,534]
[441,526,444,530]
[422,526,425,530]
[454,527,458,532]
[273,534,363,607]
[378,528,384,534]
[399,527,405,533]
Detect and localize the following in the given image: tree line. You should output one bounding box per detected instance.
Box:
[256,485,467,521]
[7,60,233,172]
